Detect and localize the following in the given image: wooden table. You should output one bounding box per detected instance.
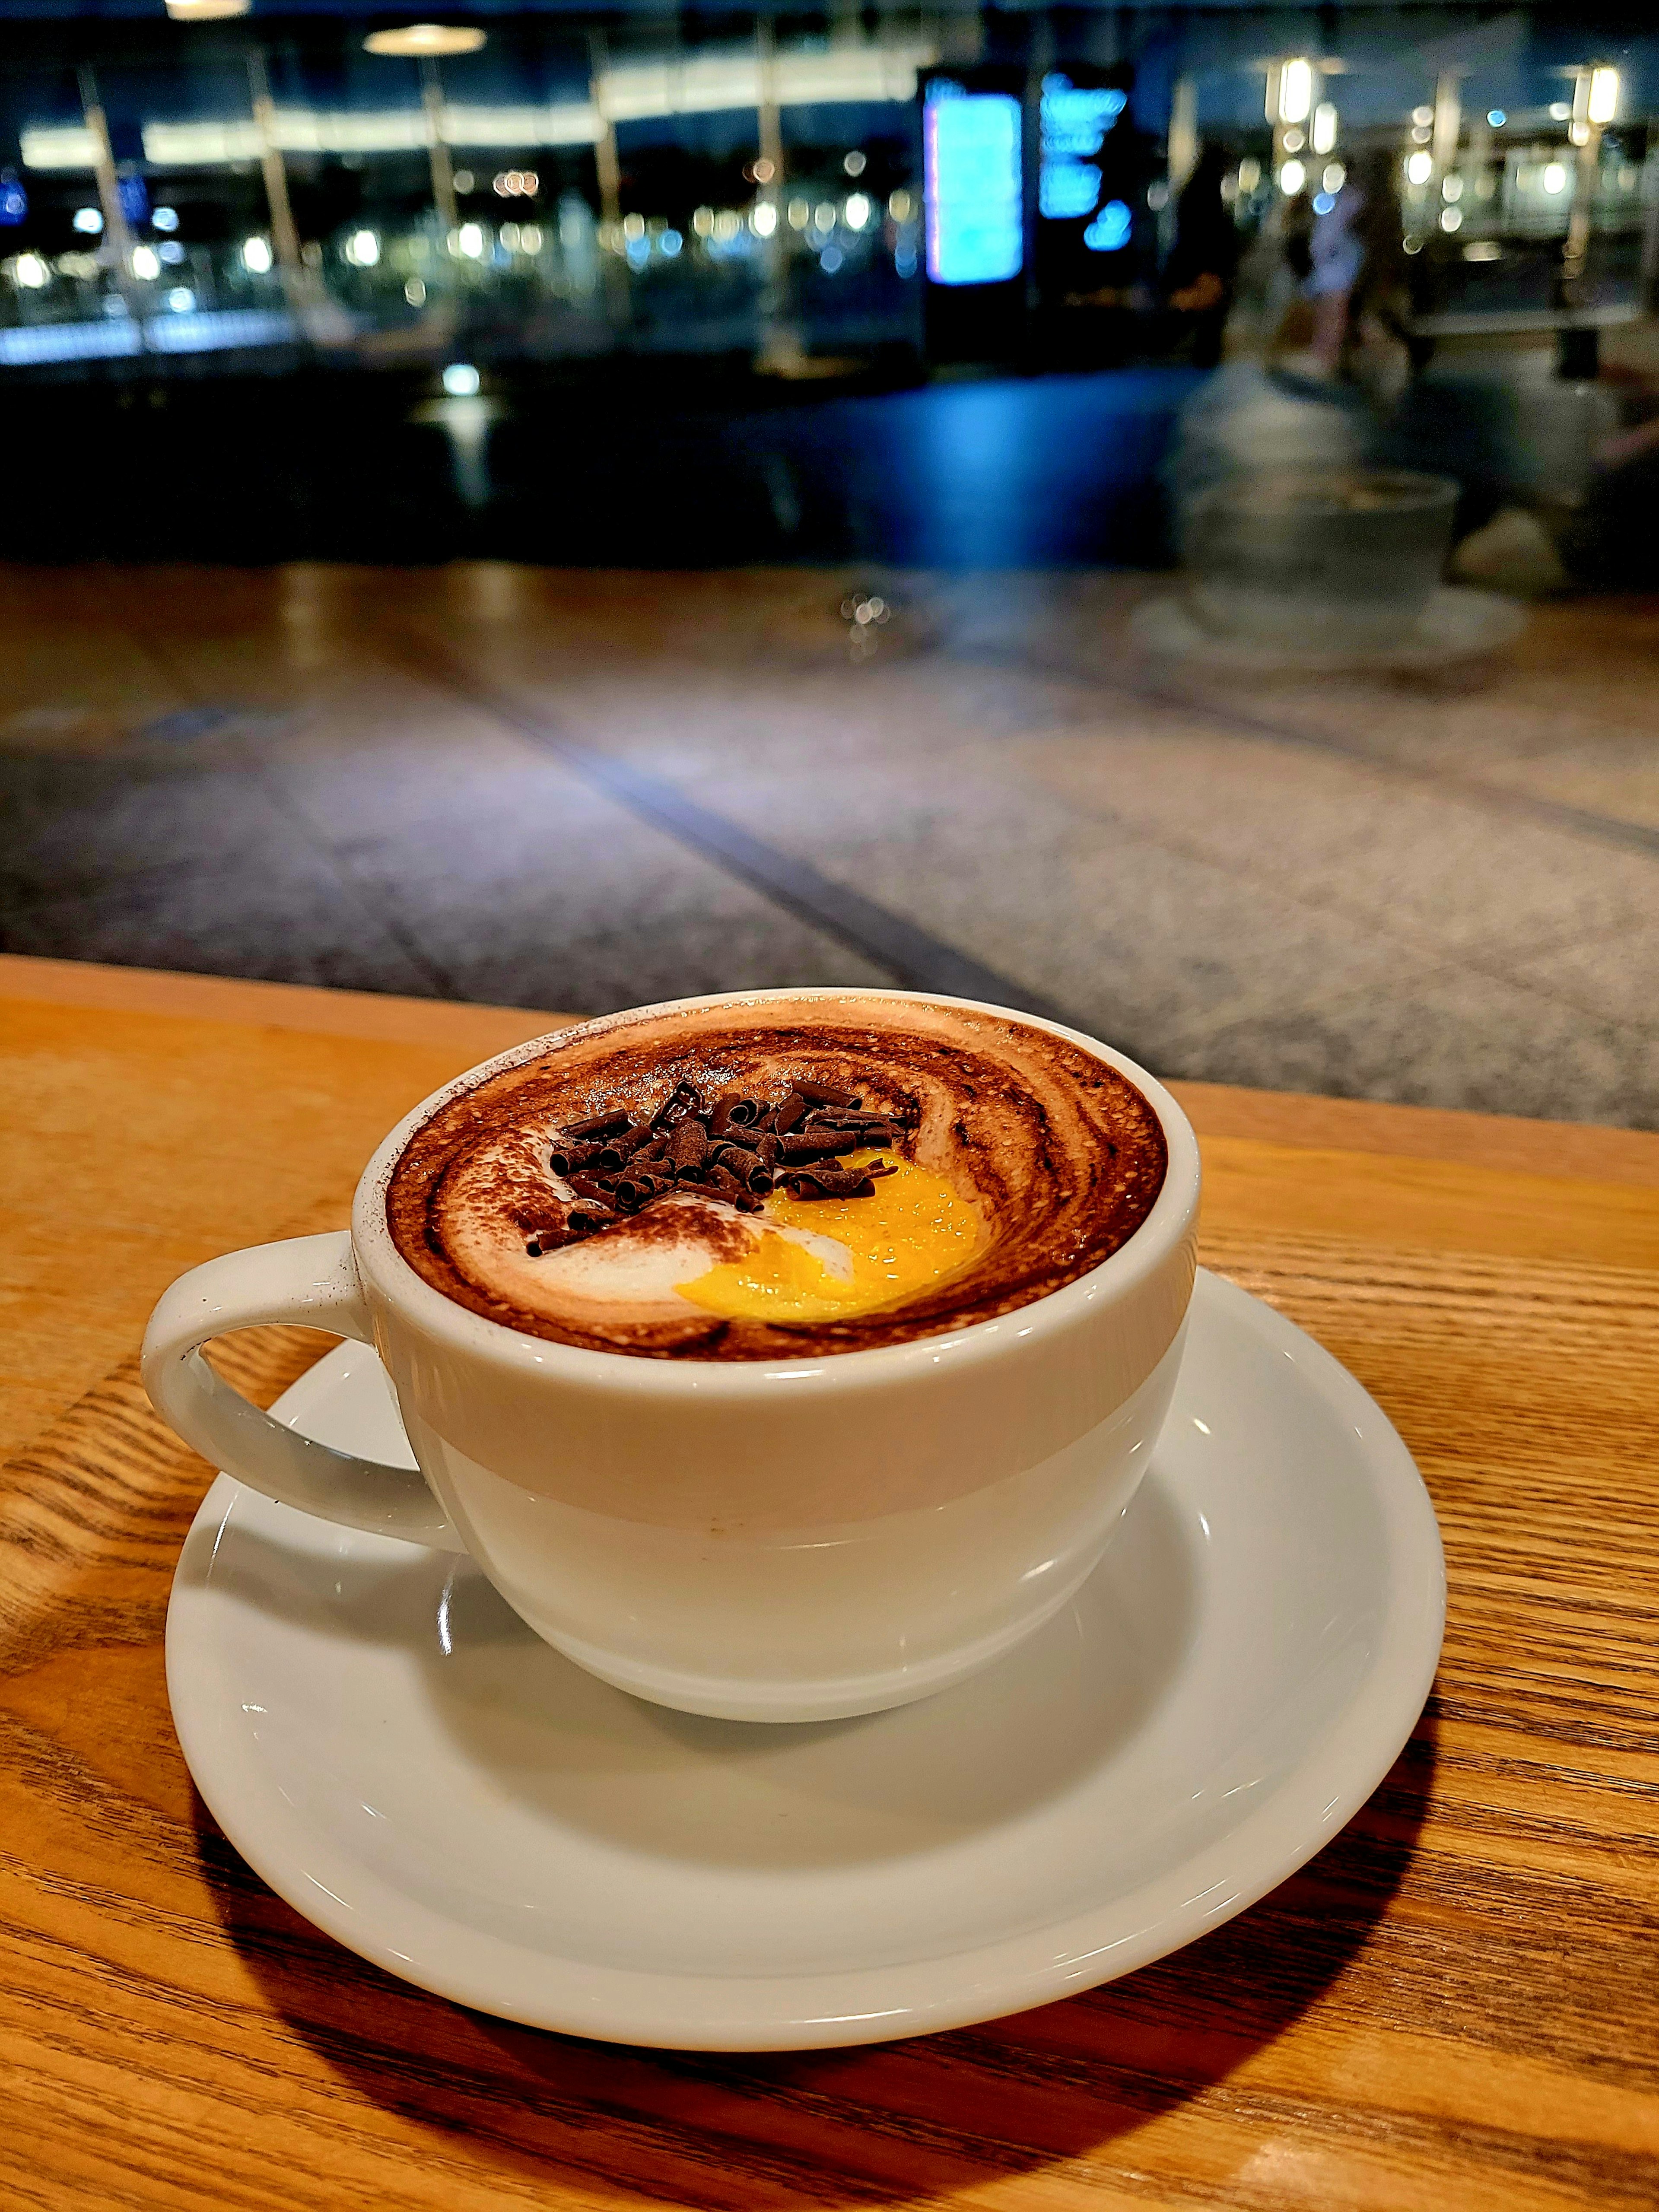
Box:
[4,955,1657,2211]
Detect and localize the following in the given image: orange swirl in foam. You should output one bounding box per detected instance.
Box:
[385,996,1167,1360]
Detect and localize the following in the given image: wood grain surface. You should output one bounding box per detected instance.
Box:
[3,958,1656,2211]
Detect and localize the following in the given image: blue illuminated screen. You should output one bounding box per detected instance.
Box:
[1038,72,1126,226]
[1084,200,1132,253]
[924,83,1023,286]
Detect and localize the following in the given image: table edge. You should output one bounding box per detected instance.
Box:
[6,953,1657,1188]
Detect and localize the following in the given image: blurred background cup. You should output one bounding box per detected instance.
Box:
[1181,467,1459,651]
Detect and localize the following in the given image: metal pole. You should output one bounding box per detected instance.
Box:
[77,65,144,334]
[586,30,630,329]
[1167,74,1198,196]
[247,51,302,289]
[420,54,458,238]
[754,14,799,374]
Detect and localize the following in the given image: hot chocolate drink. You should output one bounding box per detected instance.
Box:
[386,995,1167,1360]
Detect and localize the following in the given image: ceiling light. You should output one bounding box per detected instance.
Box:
[164,0,251,17]
[1277,57,1314,126]
[364,24,486,57]
[1587,67,1619,126]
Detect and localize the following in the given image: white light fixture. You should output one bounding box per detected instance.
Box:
[1587,67,1619,125]
[1549,102,1571,122]
[242,234,272,273]
[1311,102,1337,155]
[442,361,479,395]
[1322,161,1345,193]
[455,222,484,258]
[166,286,194,310]
[14,253,49,288]
[152,205,179,232]
[164,0,251,18]
[1440,207,1462,232]
[344,228,380,266]
[750,200,777,237]
[1411,105,1434,127]
[1277,57,1314,126]
[1278,159,1306,195]
[844,192,871,230]
[130,244,160,279]
[1542,162,1568,194]
[1442,175,1463,202]
[73,207,103,235]
[364,24,485,56]
[1405,151,1433,187]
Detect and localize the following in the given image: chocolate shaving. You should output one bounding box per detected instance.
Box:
[566,1170,618,1203]
[569,1201,620,1228]
[594,1123,656,1168]
[549,1138,606,1175]
[538,1065,908,1242]
[614,1170,675,1208]
[781,1163,896,1199]
[562,1109,630,1140]
[780,1130,863,1161]
[702,1163,763,1210]
[648,1080,702,1133]
[669,1120,708,1174]
[716,1145,771,1192]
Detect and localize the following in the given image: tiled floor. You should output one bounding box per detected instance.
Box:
[2,562,1654,1128]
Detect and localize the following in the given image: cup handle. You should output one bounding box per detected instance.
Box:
[142,1230,466,1552]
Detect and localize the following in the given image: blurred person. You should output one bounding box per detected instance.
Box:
[1325,149,1420,407]
[1557,399,1659,588]
[1163,145,1241,370]
[1163,169,1375,521]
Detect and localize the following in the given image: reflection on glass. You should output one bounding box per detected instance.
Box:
[0,5,1652,381]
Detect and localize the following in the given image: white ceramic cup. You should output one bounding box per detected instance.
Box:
[144,989,1200,1723]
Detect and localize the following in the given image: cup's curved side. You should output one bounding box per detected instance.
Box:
[400,1322,1191,1723]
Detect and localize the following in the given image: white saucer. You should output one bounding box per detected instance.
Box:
[1131,584,1525,673]
[167,1269,1443,2052]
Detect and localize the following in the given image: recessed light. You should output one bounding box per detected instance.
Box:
[164,0,251,18]
[364,24,486,57]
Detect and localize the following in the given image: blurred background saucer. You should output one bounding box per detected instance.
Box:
[1131,585,1526,675]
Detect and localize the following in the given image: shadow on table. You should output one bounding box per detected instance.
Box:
[194,1709,1438,2201]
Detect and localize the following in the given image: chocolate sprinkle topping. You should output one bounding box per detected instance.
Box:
[524,1075,913,1253]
